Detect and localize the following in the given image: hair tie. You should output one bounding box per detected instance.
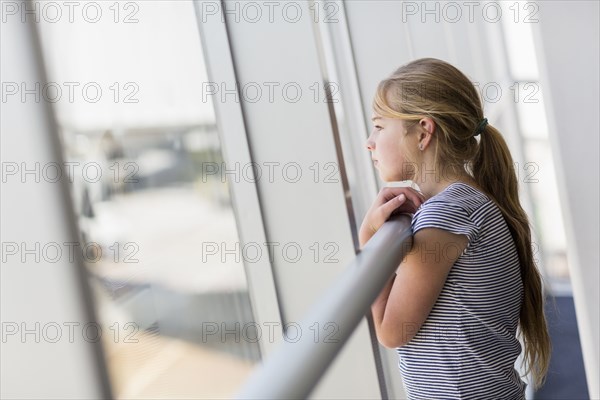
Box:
[473,118,488,137]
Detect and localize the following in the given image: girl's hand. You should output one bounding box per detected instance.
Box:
[359,186,425,247]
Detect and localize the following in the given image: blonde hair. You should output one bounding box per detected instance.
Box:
[373,57,551,388]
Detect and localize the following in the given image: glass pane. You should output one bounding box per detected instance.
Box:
[500,0,540,80]
[514,82,549,140]
[523,140,571,290]
[37,1,260,397]
[499,2,571,292]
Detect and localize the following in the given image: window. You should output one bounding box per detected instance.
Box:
[37,1,260,397]
[500,1,571,293]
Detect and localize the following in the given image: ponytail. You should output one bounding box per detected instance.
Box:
[473,124,551,388]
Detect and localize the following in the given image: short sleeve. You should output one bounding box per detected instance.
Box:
[411,200,479,243]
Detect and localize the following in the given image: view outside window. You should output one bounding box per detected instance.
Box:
[37,1,259,397]
[500,1,571,292]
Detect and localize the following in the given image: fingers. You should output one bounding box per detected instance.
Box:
[366,186,424,232]
[393,193,422,215]
[382,186,424,203]
[402,189,425,208]
[381,193,407,217]
[379,186,425,208]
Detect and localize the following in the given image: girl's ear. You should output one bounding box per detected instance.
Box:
[418,117,436,149]
[419,117,436,136]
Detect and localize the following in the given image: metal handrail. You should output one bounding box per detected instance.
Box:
[235,214,413,399]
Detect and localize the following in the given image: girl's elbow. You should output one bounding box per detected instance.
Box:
[376,321,419,348]
[376,327,414,348]
[378,336,404,349]
[377,334,408,348]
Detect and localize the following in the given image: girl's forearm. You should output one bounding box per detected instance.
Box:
[361,221,397,337]
[371,273,396,334]
[359,224,376,249]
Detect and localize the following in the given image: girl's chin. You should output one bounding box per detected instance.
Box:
[378,170,404,182]
[378,172,395,183]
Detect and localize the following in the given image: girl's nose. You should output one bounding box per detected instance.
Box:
[366,132,375,150]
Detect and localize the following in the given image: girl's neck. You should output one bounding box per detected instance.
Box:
[416,172,479,199]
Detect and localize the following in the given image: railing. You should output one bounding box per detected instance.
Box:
[235,214,413,399]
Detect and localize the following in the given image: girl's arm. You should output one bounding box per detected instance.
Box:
[371,227,468,348]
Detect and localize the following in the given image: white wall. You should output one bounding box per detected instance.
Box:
[533,2,600,397]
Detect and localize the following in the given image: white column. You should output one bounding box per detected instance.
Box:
[532,2,600,397]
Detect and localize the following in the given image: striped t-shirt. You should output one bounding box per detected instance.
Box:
[397,182,526,399]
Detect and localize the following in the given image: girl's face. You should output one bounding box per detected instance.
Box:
[367,113,418,182]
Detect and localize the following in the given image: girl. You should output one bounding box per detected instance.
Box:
[359,58,551,399]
